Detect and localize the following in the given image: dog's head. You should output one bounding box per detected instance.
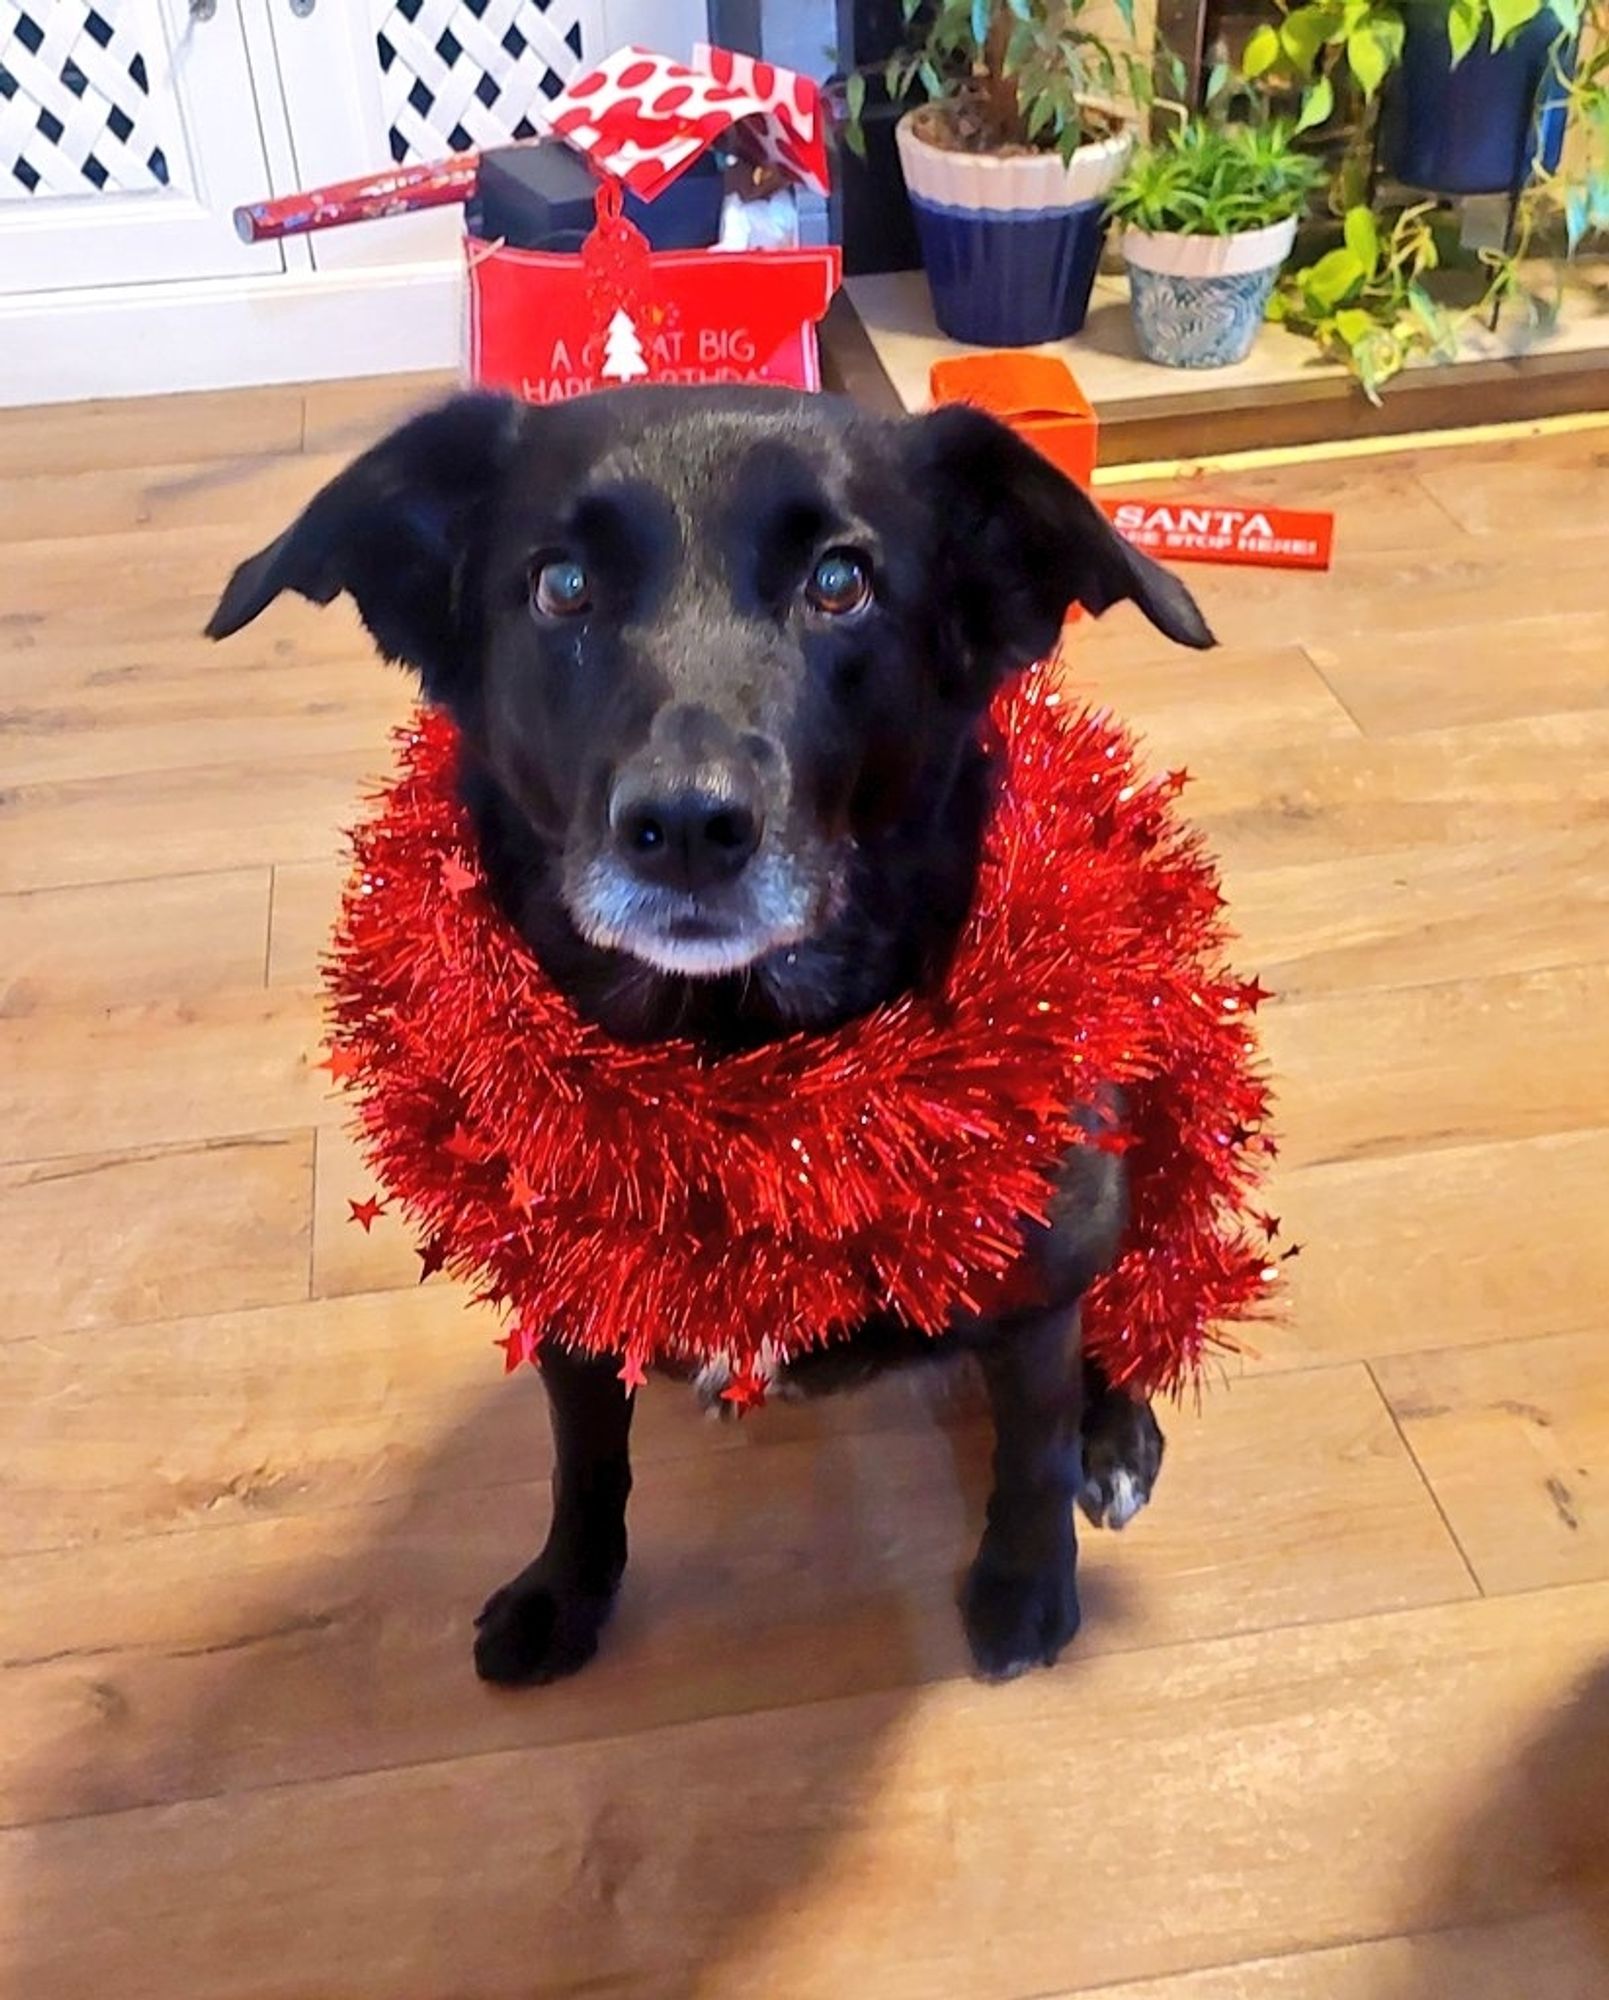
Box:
[209,387,1209,981]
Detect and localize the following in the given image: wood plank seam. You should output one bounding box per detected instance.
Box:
[1289,648,1372,737]
[0,1570,1534,1844]
[1362,1359,1486,1598]
[1048,1906,1590,1999]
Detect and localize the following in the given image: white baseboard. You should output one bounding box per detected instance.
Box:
[0,261,467,407]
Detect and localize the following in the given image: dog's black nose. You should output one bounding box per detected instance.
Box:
[610,777,763,891]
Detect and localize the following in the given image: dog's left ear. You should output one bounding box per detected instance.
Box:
[908,404,1214,682]
[205,392,527,698]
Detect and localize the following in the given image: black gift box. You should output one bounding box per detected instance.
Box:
[469,141,728,253]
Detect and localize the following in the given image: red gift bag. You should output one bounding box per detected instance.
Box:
[470,43,839,402]
[469,237,841,399]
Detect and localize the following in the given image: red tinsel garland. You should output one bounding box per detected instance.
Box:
[325,663,1280,1399]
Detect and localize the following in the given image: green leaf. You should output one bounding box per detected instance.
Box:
[1205,59,1231,105]
[1006,0,1034,15]
[1244,22,1282,75]
[1114,0,1137,32]
[1332,306,1376,344]
[844,69,867,153]
[1002,21,1034,73]
[1488,0,1543,47]
[1346,26,1390,95]
[1302,243,1367,305]
[1353,336,1388,406]
[1566,186,1590,251]
[1448,0,1482,65]
[1406,281,1444,338]
[1294,74,1335,133]
[1281,6,1343,74]
[971,0,991,49]
[1548,0,1582,31]
[1375,8,1407,59]
[1405,283,1460,359]
[1343,205,1379,269]
[1025,90,1056,141]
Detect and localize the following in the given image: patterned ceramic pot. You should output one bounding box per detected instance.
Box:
[896,113,1132,346]
[1122,218,1298,369]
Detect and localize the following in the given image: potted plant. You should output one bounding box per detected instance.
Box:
[1379,0,1576,195]
[1254,0,1607,396]
[1246,0,1577,196]
[850,1,1138,346]
[1106,90,1327,367]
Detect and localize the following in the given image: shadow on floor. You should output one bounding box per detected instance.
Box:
[1376,1652,1609,2000]
[11,1368,1119,1999]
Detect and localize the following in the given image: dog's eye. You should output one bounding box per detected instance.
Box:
[532,557,591,618]
[806,548,873,618]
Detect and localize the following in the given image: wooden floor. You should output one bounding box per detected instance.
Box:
[1,382,1606,2000]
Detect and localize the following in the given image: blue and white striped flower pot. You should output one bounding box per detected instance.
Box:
[1122,218,1298,369]
[896,114,1132,347]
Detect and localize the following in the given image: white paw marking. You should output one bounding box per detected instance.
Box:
[1100,1468,1147,1530]
[1080,1465,1150,1531]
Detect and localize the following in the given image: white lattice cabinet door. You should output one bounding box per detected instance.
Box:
[267,0,708,269]
[0,0,282,294]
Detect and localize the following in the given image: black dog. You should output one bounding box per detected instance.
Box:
[208,386,1213,1684]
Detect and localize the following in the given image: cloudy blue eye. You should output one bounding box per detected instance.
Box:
[806,547,873,617]
[532,557,590,617]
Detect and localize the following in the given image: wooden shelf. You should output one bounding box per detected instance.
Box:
[827,265,1609,461]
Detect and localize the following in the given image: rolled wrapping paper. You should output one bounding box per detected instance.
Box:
[232,41,826,245]
[233,156,480,243]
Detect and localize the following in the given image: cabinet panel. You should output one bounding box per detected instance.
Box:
[266,0,710,272]
[0,0,283,293]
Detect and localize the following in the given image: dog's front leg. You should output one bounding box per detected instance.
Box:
[474,1345,635,1686]
[963,1305,1085,1680]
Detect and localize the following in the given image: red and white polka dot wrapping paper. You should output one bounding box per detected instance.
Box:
[548,43,830,203]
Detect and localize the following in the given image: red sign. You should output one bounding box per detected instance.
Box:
[468,239,841,399]
[1100,499,1335,571]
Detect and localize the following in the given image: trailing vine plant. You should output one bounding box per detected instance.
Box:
[1250,0,1608,396]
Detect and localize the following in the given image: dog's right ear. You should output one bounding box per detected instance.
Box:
[905,404,1215,688]
[205,393,526,696]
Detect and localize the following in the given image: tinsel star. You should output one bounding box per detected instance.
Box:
[494,1322,539,1373]
[1255,1211,1283,1240]
[417,1236,449,1282]
[1164,768,1192,794]
[1235,976,1272,1011]
[439,853,477,897]
[348,1195,387,1233]
[444,1124,494,1164]
[719,1367,768,1413]
[617,1350,649,1393]
[507,1167,537,1215]
[317,1046,362,1081]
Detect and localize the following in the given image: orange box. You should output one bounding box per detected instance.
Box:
[928,352,1099,491]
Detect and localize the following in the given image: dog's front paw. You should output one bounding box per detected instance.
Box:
[1078,1392,1164,1531]
[473,1565,618,1687]
[961,1547,1081,1681]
